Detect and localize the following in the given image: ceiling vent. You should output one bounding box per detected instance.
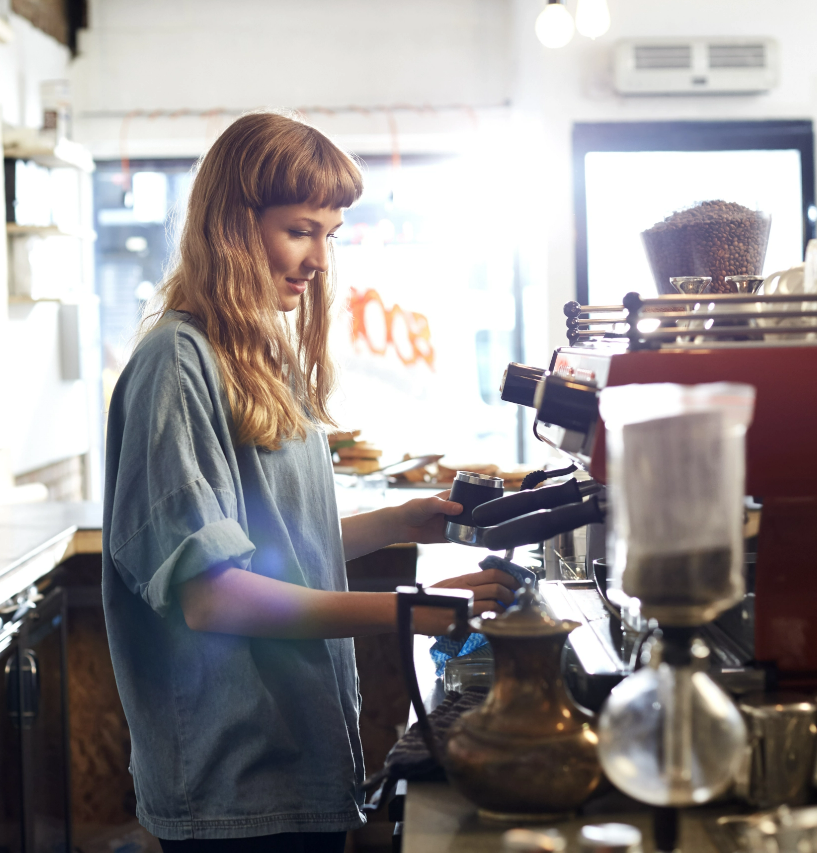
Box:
[614,37,779,95]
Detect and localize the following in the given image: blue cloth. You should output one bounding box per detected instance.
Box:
[102,312,365,840]
[429,556,537,676]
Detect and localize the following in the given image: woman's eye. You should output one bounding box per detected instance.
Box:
[328,233,338,240]
[289,230,310,238]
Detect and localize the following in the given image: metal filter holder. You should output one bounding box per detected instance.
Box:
[444,471,504,547]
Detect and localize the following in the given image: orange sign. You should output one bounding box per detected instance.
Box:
[348,287,435,369]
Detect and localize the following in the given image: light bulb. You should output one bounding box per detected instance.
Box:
[535,1,575,49]
[575,0,611,39]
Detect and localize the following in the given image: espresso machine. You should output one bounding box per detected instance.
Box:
[489,290,817,703]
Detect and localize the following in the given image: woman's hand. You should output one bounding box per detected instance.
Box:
[413,568,520,635]
[340,490,461,560]
[393,490,462,544]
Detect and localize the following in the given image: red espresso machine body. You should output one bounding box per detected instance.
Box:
[549,342,817,683]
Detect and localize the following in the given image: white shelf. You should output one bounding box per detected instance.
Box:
[7,295,62,305]
[3,127,94,172]
[6,223,97,240]
[7,293,94,306]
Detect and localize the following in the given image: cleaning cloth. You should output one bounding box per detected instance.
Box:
[429,555,537,676]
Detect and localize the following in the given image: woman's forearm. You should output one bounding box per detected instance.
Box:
[341,507,406,561]
[178,565,402,638]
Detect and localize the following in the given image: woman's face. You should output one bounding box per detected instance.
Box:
[258,203,344,312]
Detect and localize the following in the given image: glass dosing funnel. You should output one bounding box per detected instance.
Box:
[670,276,711,295]
[598,382,755,627]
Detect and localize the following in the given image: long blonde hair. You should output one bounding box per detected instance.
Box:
[148,112,363,450]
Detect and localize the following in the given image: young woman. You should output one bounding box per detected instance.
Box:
[102,112,517,853]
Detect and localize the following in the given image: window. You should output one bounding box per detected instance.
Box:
[93,159,194,405]
[573,121,816,305]
[333,155,522,464]
[93,154,527,465]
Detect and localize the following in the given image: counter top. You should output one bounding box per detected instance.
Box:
[403,781,722,853]
[0,501,102,604]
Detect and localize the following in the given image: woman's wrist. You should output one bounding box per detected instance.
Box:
[412,604,463,636]
[341,505,409,560]
[384,504,412,546]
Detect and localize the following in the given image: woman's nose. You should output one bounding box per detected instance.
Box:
[305,239,329,273]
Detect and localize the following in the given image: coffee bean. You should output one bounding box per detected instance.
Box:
[642,200,771,294]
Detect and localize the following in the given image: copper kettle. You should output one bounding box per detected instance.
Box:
[444,582,603,820]
[396,581,602,820]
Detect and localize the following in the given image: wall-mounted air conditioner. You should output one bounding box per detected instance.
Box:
[614,37,779,96]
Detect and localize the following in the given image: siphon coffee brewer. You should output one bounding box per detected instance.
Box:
[594,382,755,827]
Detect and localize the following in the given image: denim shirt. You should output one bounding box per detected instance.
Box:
[102,312,365,840]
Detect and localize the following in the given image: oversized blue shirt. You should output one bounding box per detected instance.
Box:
[102,311,365,840]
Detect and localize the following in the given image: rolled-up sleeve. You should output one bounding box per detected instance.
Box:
[113,478,255,615]
[106,319,255,617]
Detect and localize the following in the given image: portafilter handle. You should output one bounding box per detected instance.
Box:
[396,585,473,765]
[481,496,607,552]
[472,477,601,527]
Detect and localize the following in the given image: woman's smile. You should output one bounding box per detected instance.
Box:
[285,277,310,294]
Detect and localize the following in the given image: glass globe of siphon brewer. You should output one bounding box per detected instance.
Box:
[594,382,756,808]
[597,635,747,806]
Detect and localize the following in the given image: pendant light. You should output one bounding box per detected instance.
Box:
[535,0,575,49]
[575,0,611,39]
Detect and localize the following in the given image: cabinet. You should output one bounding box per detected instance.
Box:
[0,589,71,853]
[0,628,24,853]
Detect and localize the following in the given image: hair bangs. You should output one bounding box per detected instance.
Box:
[260,127,363,211]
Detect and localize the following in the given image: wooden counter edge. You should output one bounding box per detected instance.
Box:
[62,528,103,559]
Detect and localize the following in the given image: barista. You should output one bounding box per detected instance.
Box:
[102,112,518,853]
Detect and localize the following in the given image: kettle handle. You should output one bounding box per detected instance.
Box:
[395,585,473,764]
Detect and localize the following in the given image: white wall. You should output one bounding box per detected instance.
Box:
[6,301,92,473]
[70,0,514,158]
